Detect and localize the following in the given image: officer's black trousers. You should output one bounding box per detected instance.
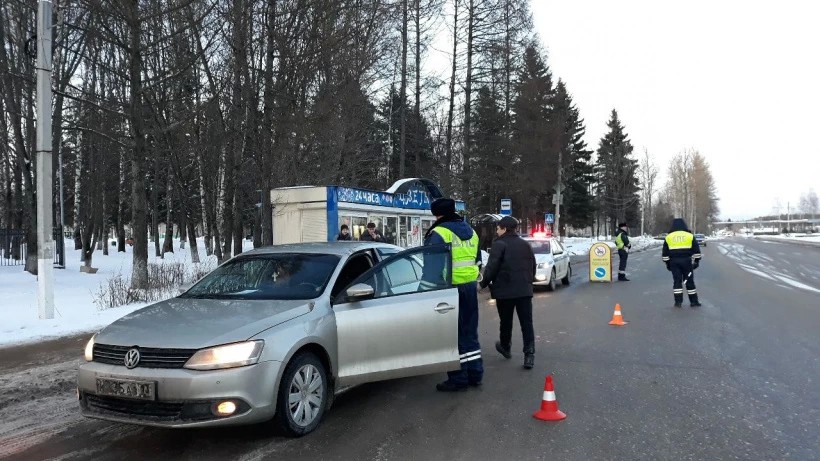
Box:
[670,258,699,305]
[496,297,535,354]
[618,249,628,274]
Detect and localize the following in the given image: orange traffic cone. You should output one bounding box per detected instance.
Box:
[533,375,566,421]
[608,303,627,326]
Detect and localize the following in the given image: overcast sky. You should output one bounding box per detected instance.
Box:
[530,0,820,220]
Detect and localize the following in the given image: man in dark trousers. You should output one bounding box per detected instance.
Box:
[615,222,632,281]
[662,218,702,308]
[423,198,483,391]
[479,216,537,369]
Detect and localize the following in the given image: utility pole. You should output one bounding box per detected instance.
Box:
[36,0,55,319]
[554,146,564,241]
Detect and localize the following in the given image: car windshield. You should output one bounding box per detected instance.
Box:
[695,234,705,239]
[182,253,340,300]
[527,240,551,254]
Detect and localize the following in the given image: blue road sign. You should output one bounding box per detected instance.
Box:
[500,199,512,216]
[594,267,607,278]
[545,213,554,224]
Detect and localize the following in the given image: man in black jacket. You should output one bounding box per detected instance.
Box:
[479,216,537,369]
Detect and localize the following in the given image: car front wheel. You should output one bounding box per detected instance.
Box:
[275,351,328,437]
[546,268,557,291]
[562,264,571,285]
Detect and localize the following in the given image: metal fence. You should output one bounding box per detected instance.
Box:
[0,228,67,268]
[0,229,26,267]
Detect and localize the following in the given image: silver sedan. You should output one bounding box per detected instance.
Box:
[78,242,460,436]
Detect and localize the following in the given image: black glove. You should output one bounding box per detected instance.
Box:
[693,260,700,270]
[665,261,671,271]
[627,244,632,250]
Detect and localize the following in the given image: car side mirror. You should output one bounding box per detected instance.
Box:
[346,283,375,301]
[177,282,193,295]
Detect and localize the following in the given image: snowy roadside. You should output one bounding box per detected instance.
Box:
[562,236,663,259]
[755,233,820,245]
[0,238,245,348]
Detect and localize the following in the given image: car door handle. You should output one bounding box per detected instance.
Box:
[434,303,455,313]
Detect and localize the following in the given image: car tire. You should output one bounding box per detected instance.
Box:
[275,351,328,437]
[546,269,556,291]
[561,264,571,286]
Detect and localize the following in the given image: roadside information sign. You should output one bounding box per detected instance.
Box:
[589,243,612,282]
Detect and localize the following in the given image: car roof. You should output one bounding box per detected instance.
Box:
[522,237,554,242]
[238,241,401,257]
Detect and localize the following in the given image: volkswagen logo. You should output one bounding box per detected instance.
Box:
[124,348,141,369]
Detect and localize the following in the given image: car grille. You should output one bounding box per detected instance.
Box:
[93,344,197,368]
[85,394,184,421]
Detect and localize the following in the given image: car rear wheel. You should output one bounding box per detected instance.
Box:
[275,351,328,437]
[546,269,557,291]
[561,264,571,285]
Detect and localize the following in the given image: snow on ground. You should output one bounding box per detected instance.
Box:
[561,235,662,256]
[757,233,820,244]
[0,238,250,348]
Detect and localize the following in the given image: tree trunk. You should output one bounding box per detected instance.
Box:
[128,1,149,289]
[443,0,459,195]
[414,0,421,173]
[179,212,187,249]
[462,0,475,201]
[151,157,161,257]
[187,217,200,263]
[162,164,174,254]
[399,0,408,179]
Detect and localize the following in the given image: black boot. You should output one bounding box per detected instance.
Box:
[689,294,701,308]
[436,381,467,392]
[523,343,535,369]
[618,274,630,281]
[674,294,683,308]
[495,341,512,359]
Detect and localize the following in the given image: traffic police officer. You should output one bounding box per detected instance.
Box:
[662,218,702,308]
[615,222,631,281]
[422,197,483,391]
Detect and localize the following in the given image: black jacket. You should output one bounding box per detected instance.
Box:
[359,229,383,242]
[479,231,536,299]
[337,232,352,241]
[615,228,631,250]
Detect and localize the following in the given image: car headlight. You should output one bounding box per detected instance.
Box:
[537,262,550,269]
[84,334,96,361]
[184,341,264,370]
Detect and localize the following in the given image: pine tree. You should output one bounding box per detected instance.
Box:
[469,86,508,214]
[512,45,556,225]
[595,109,640,233]
[553,80,595,231]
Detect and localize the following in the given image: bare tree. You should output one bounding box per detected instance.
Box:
[637,148,657,236]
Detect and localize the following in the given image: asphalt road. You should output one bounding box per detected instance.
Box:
[1,237,818,460]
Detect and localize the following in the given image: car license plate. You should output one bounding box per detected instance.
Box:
[96,377,156,401]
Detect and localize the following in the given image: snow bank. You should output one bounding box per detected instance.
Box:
[561,236,662,256]
[0,238,249,347]
[758,233,820,244]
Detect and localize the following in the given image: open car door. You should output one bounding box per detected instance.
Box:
[333,244,460,386]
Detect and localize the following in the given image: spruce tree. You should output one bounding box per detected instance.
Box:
[553,80,595,231]
[595,109,640,233]
[469,86,508,214]
[512,45,556,225]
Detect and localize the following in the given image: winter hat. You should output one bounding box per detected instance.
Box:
[430,198,456,217]
[618,222,628,228]
[498,216,519,230]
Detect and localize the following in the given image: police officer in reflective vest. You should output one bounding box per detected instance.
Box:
[662,218,702,308]
[615,222,632,281]
[422,198,483,392]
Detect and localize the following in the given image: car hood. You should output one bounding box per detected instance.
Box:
[95,297,314,349]
[535,254,554,265]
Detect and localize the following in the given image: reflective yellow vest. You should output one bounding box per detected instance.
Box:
[432,227,480,284]
[615,232,626,250]
[665,231,694,250]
